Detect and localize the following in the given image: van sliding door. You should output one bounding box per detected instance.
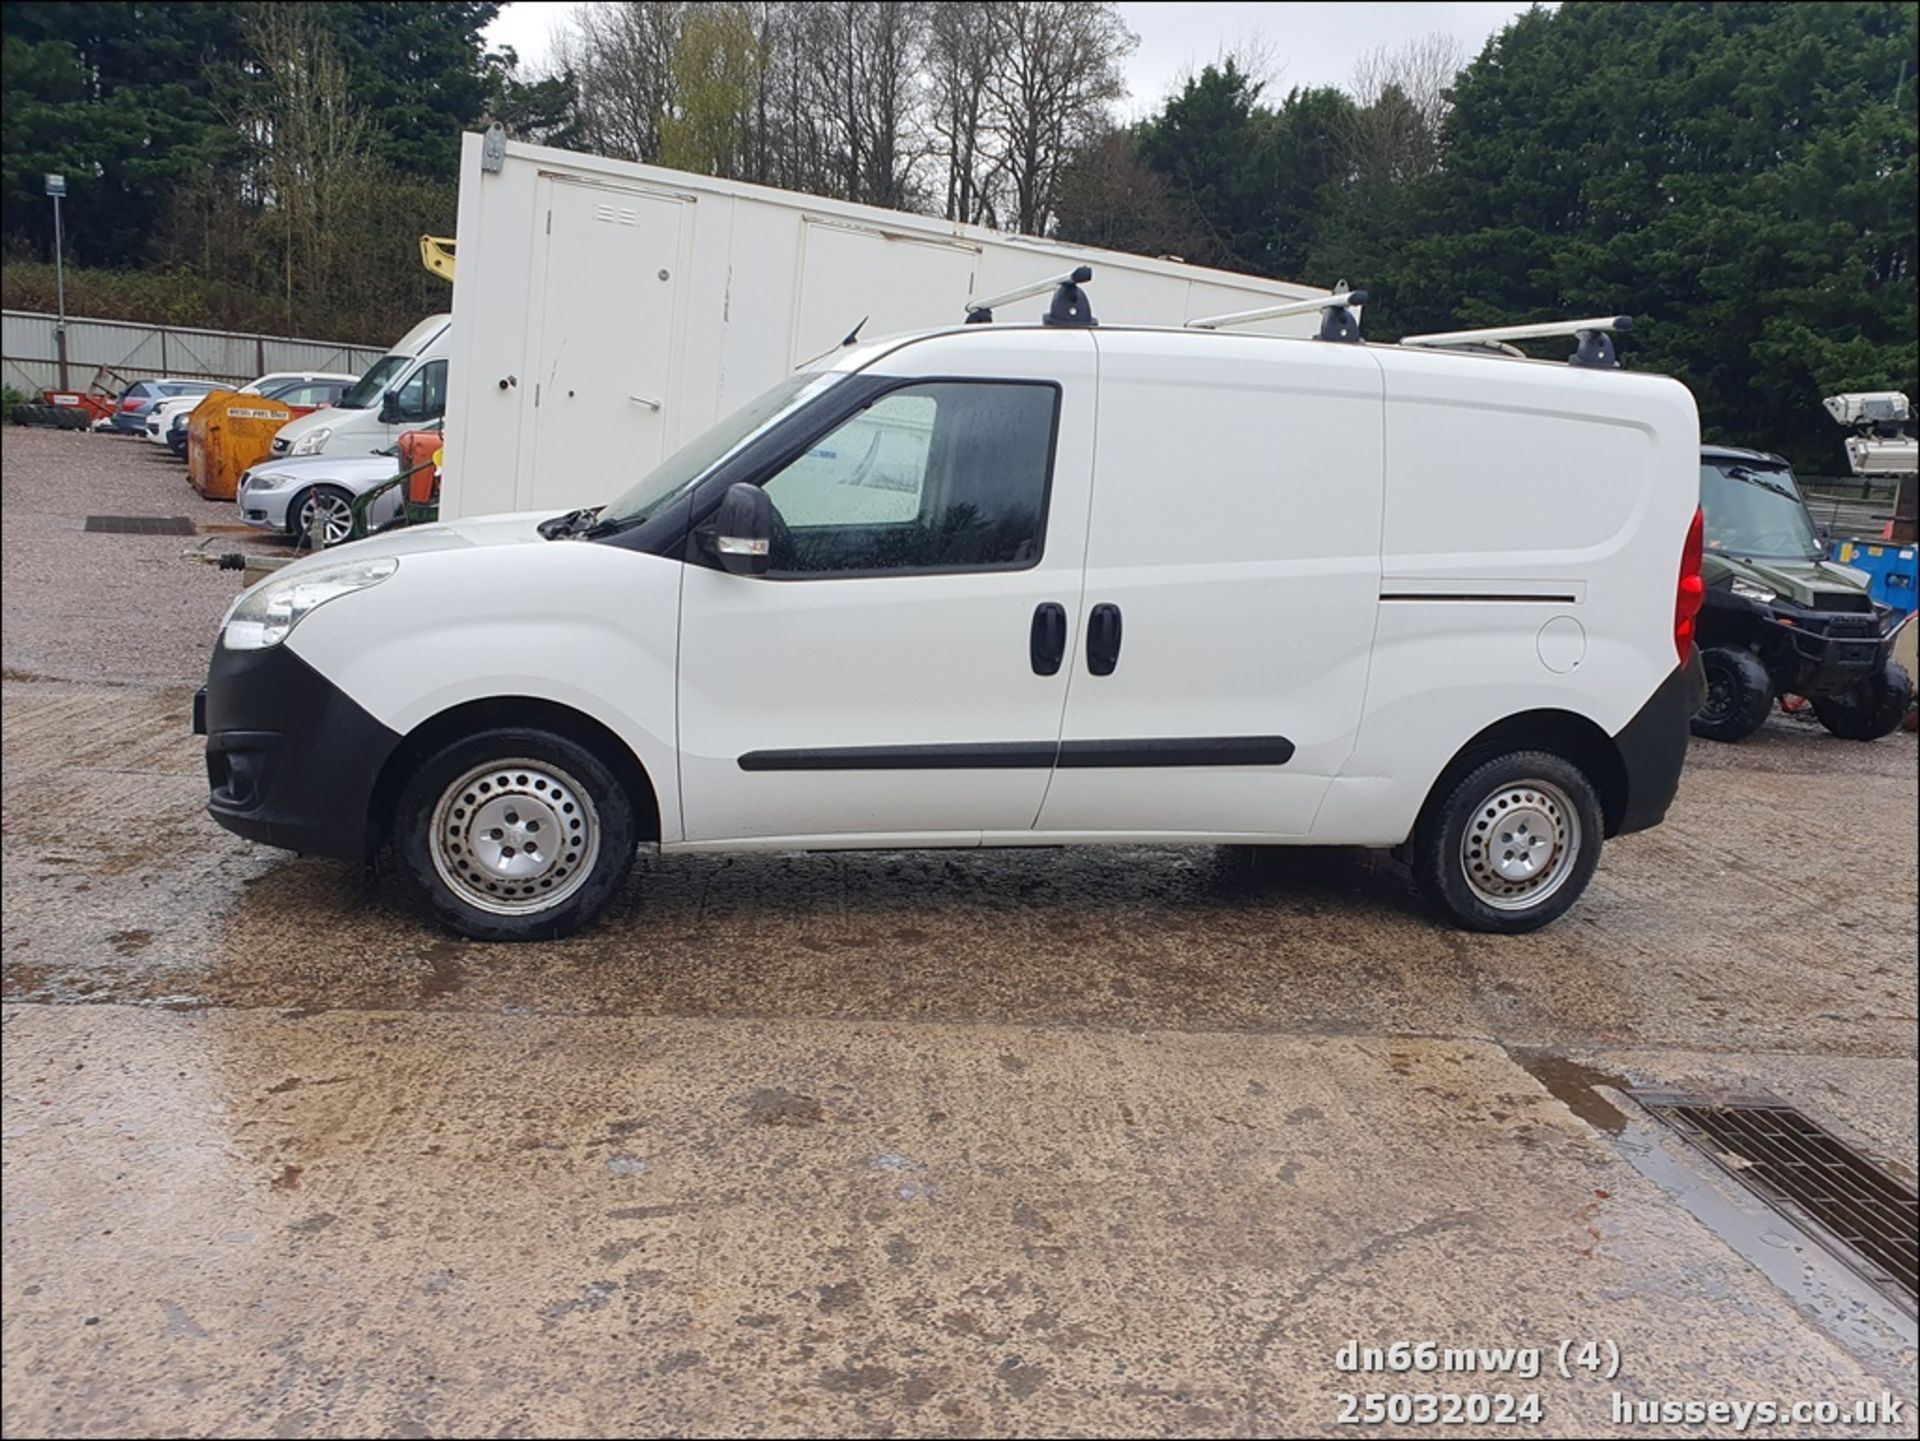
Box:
[1032,331,1386,839]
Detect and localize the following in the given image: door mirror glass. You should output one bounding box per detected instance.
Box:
[705,481,773,576]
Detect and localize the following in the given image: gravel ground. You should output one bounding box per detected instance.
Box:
[4,426,1915,1437]
[0,425,284,684]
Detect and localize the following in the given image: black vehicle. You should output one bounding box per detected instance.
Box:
[1691,445,1912,741]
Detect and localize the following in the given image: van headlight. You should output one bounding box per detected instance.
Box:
[288,425,332,456]
[222,557,397,650]
[1729,578,1777,604]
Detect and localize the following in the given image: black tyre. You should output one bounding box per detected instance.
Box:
[1412,750,1604,934]
[1811,659,1913,742]
[395,727,636,941]
[1690,645,1774,741]
[289,484,356,547]
[55,406,91,430]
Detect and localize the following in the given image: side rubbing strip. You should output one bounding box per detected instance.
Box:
[738,742,1056,771]
[737,736,1295,771]
[1058,736,1294,767]
[1380,592,1577,604]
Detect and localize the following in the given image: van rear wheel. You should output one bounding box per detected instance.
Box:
[395,727,635,941]
[1412,750,1603,934]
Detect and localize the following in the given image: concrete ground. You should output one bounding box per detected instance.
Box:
[3,426,1916,1437]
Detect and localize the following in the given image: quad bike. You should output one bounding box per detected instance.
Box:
[1691,444,1911,742]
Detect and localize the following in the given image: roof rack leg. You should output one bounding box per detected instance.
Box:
[1043,279,1096,328]
[1569,328,1619,368]
[1317,301,1362,343]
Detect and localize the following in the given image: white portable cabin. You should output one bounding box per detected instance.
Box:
[440,133,1330,520]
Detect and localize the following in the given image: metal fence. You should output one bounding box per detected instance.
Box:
[2,310,385,395]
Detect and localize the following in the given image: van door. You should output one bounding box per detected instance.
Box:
[522,177,688,509]
[675,333,1096,845]
[376,358,447,449]
[1034,331,1384,838]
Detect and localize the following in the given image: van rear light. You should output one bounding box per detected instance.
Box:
[1674,505,1705,663]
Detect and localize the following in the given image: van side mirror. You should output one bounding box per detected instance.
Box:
[379,390,403,424]
[702,482,773,576]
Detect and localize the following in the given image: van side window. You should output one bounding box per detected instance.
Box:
[760,381,1057,576]
[390,360,449,423]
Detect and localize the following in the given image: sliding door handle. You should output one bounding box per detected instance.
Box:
[1030,602,1067,675]
[1086,603,1122,676]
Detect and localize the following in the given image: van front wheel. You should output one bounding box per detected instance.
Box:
[1412,751,1603,934]
[395,727,636,941]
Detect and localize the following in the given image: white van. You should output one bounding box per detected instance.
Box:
[270,314,451,459]
[196,297,1705,941]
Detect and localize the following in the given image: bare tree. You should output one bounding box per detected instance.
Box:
[926,0,998,222]
[561,1,685,162]
[979,1,1136,234]
[238,4,373,329]
[553,0,1133,236]
[1346,32,1463,185]
[1052,127,1209,260]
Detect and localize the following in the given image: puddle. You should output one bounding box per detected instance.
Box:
[1509,1048,1632,1134]
[1607,1106,1917,1383]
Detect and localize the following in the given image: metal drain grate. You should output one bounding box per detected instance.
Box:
[84,515,196,536]
[1635,1091,1917,1313]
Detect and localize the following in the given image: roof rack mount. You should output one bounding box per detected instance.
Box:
[1401,315,1633,368]
[965,266,1096,328]
[1187,289,1367,344]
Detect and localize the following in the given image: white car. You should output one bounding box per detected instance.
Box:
[197,305,1704,942]
[146,372,357,452]
[236,453,408,544]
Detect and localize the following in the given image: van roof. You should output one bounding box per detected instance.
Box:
[828,321,1666,380]
[387,313,452,357]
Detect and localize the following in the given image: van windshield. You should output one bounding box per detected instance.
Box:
[1699,460,1823,561]
[592,371,845,533]
[338,354,410,411]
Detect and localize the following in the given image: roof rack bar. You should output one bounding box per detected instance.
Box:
[1400,315,1632,349]
[1187,290,1365,331]
[965,266,1093,325]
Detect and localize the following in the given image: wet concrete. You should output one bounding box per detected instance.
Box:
[5,1008,1914,1437]
[4,426,1917,1435]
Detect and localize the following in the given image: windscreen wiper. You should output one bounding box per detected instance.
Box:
[1723,465,1802,504]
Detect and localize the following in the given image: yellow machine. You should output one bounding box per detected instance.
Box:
[187,391,299,501]
[419,235,456,283]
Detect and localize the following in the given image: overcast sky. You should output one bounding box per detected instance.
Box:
[484,2,1544,116]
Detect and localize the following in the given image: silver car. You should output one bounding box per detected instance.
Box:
[237,454,408,545]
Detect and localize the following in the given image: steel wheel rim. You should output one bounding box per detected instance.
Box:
[299,491,354,546]
[1460,778,1581,911]
[428,757,601,916]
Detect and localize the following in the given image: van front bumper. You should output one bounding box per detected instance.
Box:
[1610,651,1706,835]
[195,642,400,863]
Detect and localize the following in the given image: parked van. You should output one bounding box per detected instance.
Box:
[196,305,1704,941]
[270,314,451,459]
